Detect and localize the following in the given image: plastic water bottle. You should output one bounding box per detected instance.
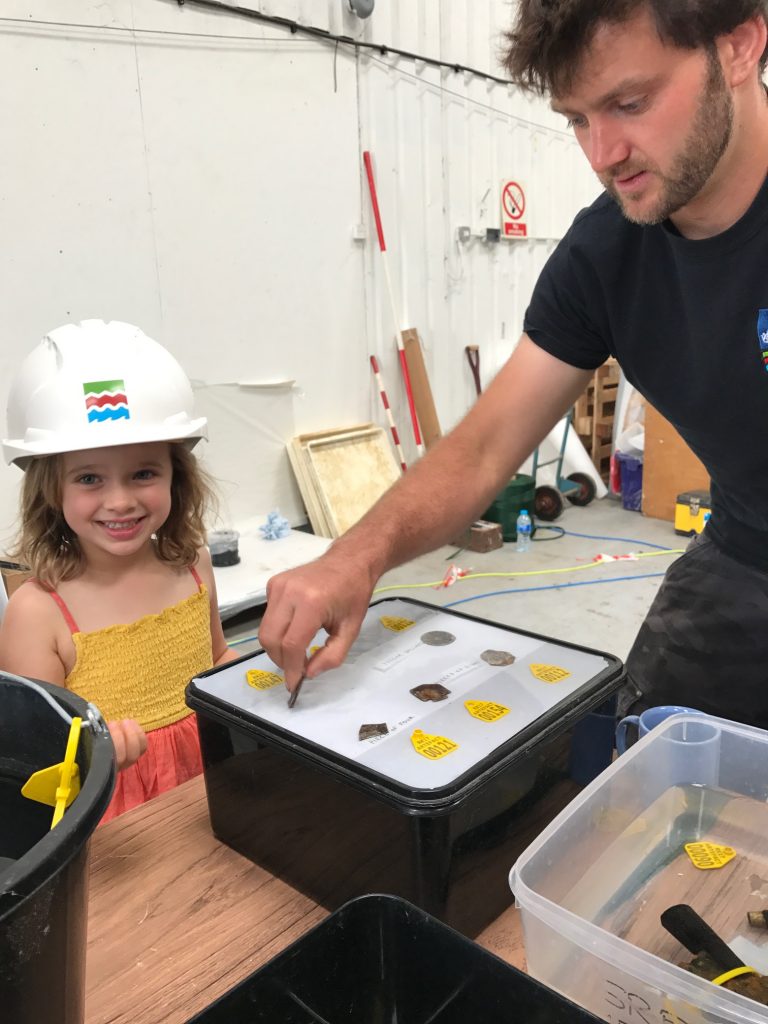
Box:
[515,509,532,553]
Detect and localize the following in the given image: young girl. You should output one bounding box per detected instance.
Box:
[0,319,237,822]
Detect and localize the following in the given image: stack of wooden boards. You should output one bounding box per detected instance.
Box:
[287,424,401,539]
[573,358,620,483]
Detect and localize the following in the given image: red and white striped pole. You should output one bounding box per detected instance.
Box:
[370,355,407,473]
[363,150,425,458]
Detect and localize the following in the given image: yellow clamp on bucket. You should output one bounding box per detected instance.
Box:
[21,716,82,829]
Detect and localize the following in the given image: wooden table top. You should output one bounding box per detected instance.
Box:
[85,774,530,1024]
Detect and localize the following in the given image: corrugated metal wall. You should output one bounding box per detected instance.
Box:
[350,0,600,458]
[227,0,600,453]
[0,0,599,531]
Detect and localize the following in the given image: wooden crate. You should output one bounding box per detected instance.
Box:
[287,424,401,539]
[642,404,710,521]
[574,358,619,483]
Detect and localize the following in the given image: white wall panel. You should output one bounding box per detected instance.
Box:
[0,0,600,543]
[357,36,599,453]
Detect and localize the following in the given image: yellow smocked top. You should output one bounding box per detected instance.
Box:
[61,583,213,731]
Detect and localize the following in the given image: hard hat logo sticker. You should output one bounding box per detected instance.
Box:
[83,379,130,423]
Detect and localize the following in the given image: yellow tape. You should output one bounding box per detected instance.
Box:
[711,966,757,986]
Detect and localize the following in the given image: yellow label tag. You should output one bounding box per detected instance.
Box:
[530,663,571,684]
[246,669,283,690]
[685,842,736,870]
[309,645,322,655]
[381,615,416,632]
[411,729,458,760]
[464,700,510,722]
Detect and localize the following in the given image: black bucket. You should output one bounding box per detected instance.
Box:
[0,674,115,1024]
[187,893,605,1022]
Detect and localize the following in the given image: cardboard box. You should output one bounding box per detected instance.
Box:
[1,561,31,598]
[642,405,709,521]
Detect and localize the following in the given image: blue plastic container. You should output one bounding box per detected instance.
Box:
[616,452,643,512]
[567,695,617,784]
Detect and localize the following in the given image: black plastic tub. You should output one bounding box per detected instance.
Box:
[186,893,604,1023]
[0,674,115,1024]
[187,598,624,936]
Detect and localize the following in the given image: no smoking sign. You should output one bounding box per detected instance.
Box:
[501,179,527,238]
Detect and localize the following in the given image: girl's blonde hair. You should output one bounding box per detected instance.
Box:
[10,444,218,588]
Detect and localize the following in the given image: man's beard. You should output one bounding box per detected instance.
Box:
[602,51,734,225]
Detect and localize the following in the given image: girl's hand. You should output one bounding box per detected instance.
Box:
[107,718,148,771]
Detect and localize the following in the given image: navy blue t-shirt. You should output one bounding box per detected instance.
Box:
[524,176,768,570]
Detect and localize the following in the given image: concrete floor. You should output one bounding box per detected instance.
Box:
[223,495,685,668]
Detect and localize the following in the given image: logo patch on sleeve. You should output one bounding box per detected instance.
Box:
[758,310,768,372]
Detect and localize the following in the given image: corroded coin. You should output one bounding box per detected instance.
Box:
[480,649,516,666]
[410,683,451,702]
[358,722,389,741]
[420,630,456,646]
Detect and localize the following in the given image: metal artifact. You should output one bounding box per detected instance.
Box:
[410,684,451,702]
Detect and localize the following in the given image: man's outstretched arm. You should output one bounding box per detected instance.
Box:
[260,335,593,690]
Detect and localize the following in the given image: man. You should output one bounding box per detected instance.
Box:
[261,1,768,727]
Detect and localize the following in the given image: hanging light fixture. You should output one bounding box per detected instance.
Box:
[346,0,375,18]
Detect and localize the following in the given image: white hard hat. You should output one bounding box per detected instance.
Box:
[3,319,208,468]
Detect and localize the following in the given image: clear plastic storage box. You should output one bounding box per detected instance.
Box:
[510,714,768,1024]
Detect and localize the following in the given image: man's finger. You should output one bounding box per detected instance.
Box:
[280,631,311,690]
[304,618,366,679]
[260,585,308,684]
[263,596,322,689]
[259,577,293,654]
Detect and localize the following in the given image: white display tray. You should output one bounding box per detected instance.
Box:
[192,599,615,791]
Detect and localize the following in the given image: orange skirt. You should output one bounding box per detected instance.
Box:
[100,711,203,824]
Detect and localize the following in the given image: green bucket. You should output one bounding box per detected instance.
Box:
[483,474,536,542]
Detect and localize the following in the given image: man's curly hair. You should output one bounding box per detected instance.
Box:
[502,0,768,97]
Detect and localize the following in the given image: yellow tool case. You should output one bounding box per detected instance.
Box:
[674,489,711,536]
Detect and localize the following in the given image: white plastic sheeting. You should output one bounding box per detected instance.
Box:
[520,418,609,500]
